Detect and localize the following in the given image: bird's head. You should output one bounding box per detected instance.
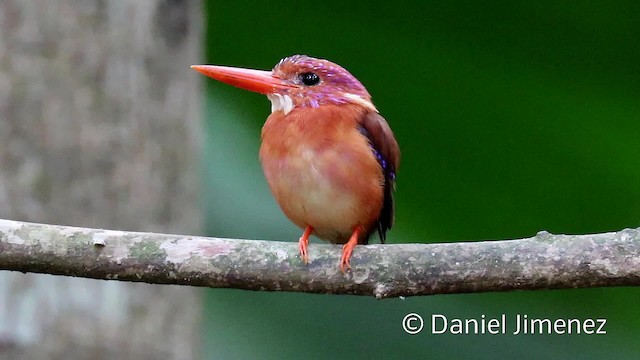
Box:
[192,55,376,115]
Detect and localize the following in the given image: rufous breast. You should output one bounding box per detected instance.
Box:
[259,104,384,243]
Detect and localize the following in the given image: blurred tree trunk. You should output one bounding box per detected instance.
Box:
[0,1,203,359]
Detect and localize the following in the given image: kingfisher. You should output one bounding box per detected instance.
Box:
[192,55,400,271]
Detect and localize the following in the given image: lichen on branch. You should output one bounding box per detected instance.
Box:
[1,219,639,299]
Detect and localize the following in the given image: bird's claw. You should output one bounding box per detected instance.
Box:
[340,243,354,272]
[339,256,351,273]
[298,226,312,265]
[299,240,309,265]
[340,226,361,272]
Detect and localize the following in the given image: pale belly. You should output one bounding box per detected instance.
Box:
[259,139,383,243]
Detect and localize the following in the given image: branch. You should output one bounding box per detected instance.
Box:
[0,219,639,299]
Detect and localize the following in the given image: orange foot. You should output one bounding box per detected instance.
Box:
[298,226,313,265]
[340,226,363,272]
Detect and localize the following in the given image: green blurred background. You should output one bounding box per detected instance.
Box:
[199,1,640,358]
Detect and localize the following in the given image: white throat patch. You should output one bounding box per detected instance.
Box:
[267,94,294,115]
[266,92,377,115]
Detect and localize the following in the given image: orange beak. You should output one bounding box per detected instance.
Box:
[191,65,295,95]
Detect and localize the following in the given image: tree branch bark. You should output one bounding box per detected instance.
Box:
[1,218,639,299]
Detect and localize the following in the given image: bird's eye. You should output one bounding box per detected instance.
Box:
[300,72,320,86]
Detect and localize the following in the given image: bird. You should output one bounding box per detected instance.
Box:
[191,55,400,271]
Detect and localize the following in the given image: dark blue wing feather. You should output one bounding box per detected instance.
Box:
[358,111,400,244]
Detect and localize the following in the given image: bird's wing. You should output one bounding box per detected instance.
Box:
[358,111,400,243]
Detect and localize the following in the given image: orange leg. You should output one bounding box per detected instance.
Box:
[298,226,313,265]
[340,226,363,272]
